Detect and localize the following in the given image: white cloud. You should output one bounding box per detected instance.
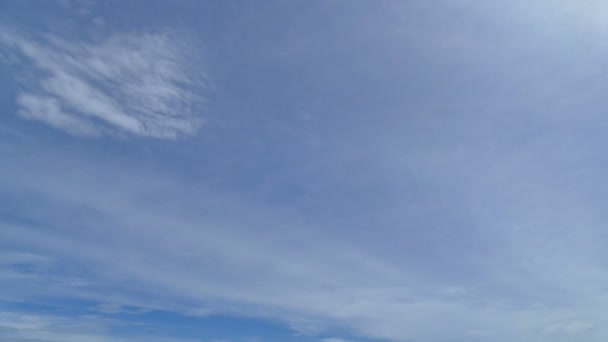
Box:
[0,311,121,342]
[17,93,100,136]
[93,303,150,315]
[322,338,352,342]
[0,310,202,342]
[4,2,608,341]
[544,320,594,335]
[3,149,607,342]
[1,30,207,138]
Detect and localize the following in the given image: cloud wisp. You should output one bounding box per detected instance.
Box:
[1,147,606,342]
[4,1,608,342]
[0,310,201,342]
[1,30,207,138]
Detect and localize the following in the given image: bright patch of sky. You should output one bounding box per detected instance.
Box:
[2,1,608,341]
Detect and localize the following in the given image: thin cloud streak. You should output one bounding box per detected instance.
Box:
[1,145,607,342]
[0,310,201,342]
[3,1,608,342]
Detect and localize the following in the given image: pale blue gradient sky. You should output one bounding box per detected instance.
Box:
[2,1,608,341]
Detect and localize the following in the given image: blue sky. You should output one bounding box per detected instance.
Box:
[2,0,608,341]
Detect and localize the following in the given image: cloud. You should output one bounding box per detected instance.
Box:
[0,311,117,342]
[544,320,594,335]
[4,1,608,342]
[0,310,198,342]
[0,310,124,342]
[93,303,150,315]
[1,30,207,138]
[3,147,607,342]
[16,94,100,136]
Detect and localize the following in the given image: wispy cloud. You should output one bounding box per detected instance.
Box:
[322,338,352,342]
[1,30,207,138]
[0,310,199,342]
[2,147,605,342]
[92,303,151,315]
[16,94,100,136]
[4,1,608,342]
[0,311,117,342]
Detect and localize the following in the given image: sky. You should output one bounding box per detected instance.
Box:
[2,0,608,341]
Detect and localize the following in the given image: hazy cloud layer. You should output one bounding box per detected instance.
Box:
[1,147,606,342]
[3,1,608,342]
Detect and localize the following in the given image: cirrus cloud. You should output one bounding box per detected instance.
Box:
[1,30,208,138]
